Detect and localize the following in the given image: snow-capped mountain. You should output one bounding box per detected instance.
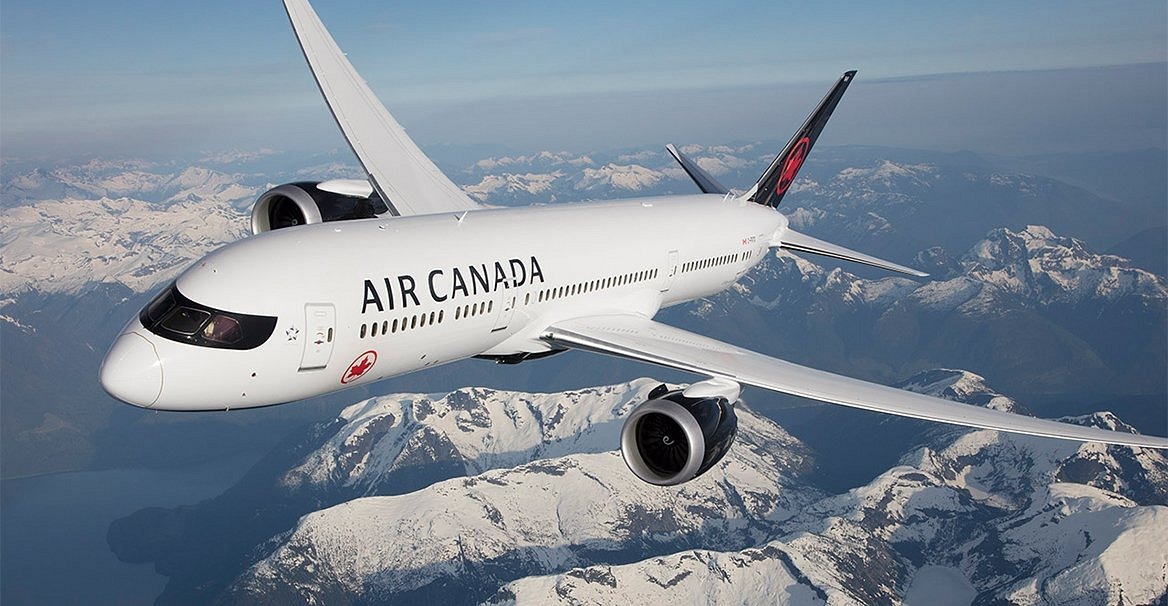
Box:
[493,372,1167,606]
[1,160,260,209]
[108,379,819,604]
[0,195,248,298]
[174,372,1167,605]
[706,224,1167,396]
[965,225,1165,305]
[0,159,263,300]
[277,380,780,500]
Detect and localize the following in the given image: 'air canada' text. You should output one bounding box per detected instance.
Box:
[361,256,545,314]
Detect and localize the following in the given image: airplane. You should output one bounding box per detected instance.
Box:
[100,0,1168,486]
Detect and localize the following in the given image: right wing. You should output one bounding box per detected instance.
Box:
[284,0,481,217]
[545,315,1168,450]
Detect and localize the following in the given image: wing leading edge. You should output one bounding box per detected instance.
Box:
[284,0,480,217]
[544,315,1168,449]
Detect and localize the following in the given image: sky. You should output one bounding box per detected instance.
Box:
[1,0,1165,160]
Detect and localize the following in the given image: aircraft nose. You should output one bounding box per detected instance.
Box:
[100,332,163,408]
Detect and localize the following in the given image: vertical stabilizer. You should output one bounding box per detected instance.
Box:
[745,71,856,207]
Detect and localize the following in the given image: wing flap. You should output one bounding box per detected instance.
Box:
[545,315,1168,449]
[284,0,480,217]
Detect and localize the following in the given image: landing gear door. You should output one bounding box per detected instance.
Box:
[300,304,335,370]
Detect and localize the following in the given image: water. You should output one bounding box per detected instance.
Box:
[903,565,976,606]
[1,454,259,605]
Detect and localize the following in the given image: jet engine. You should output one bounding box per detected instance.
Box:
[620,382,739,486]
[251,179,389,234]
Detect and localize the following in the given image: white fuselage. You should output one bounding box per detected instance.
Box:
[101,194,787,410]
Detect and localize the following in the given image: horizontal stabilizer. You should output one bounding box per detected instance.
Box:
[665,144,729,195]
[776,228,929,277]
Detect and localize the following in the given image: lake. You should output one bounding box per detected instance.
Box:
[1,454,260,605]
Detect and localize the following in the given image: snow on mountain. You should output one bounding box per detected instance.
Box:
[835,161,939,192]
[895,368,1019,413]
[198,148,280,165]
[965,225,1165,305]
[280,380,663,494]
[2,160,260,208]
[739,224,1166,318]
[0,159,266,301]
[0,195,247,297]
[734,249,920,313]
[291,161,364,179]
[472,151,594,172]
[495,375,1168,606]
[463,172,563,202]
[215,371,1167,605]
[576,163,665,192]
[461,147,693,203]
[224,379,819,604]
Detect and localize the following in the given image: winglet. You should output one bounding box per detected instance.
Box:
[665,144,729,195]
[744,70,856,207]
[283,0,480,217]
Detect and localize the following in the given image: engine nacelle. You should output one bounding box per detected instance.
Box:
[620,384,739,486]
[251,180,389,235]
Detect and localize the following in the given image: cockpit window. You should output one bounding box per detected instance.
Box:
[161,307,211,335]
[140,283,277,350]
[202,315,242,344]
[144,289,176,325]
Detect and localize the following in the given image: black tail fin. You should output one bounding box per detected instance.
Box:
[746,70,856,207]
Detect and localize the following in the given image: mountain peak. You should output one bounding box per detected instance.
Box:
[895,368,1020,413]
[964,225,1167,305]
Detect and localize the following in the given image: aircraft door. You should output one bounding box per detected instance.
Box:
[300,303,336,370]
[662,250,679,292]
[492,289,516,332]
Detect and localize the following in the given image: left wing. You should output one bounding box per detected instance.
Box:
[544,315,1168,449]
[284,0,481,217]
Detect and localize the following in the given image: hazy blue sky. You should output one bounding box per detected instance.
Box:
[2,0,1165,159]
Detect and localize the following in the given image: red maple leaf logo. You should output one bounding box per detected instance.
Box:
[775,136,811,196]
[342,351,377,384]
